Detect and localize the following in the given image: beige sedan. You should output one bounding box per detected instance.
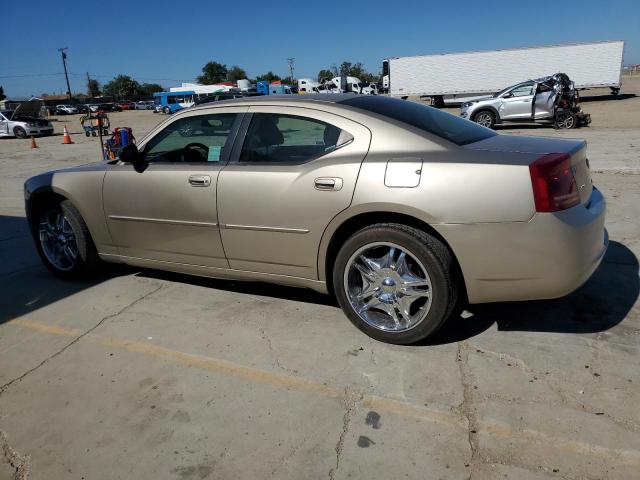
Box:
[24,95,607,344]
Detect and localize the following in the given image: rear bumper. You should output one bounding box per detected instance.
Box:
[438,188,607,303]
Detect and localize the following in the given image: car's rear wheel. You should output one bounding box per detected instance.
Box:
[13,126,27,139]
[473,110,496,128]
[333,223,458,344]
[35,200,101,278]
[163,106,171,114]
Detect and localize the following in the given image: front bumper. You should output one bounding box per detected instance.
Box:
[25,126,54,135]
[437,188,608,303]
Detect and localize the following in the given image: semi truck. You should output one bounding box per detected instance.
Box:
[384,40,625,107]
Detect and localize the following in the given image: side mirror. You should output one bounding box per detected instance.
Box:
[119,144,147,173]
[502,92,513,99]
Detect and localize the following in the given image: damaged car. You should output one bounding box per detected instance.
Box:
[0,100,54,138]
[460,73,590,129]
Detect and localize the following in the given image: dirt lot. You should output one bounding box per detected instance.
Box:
[0,77,639,480]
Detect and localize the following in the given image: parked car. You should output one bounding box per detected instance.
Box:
[24,95,606,344]
[1,101,54,138]
[75,104,91,114]
[98,103,121,112]
[86,104,100,113]
[460,73,590,129]
[55,105,78,115]
[118,101,135,110]
[134,101,155,110]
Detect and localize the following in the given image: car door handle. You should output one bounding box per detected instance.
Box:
[188,175,211,187]
[314,177,343,191]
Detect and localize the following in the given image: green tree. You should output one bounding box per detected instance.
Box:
[317,69,333,82]
[140,83,164,97]
[0,86,5,101]
[102,75,141,100]
[87,78,101,98]
[197,61,228,84]
[226,65,248,82]
[255,71,281,83]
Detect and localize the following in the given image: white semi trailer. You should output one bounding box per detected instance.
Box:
[384,40,625,106]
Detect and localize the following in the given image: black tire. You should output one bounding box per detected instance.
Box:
[473,110,496,129]
[13,126,27,139]
[163,106,171,114]
[33,199,102,279]
[333,223,459,345]
[431,96,445,108]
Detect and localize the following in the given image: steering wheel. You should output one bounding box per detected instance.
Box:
[181,142,209,162]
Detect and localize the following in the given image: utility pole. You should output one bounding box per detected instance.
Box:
[287,58,295,83]
[58,47,72,100]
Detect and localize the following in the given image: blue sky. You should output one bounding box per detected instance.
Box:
[2,0,639,97]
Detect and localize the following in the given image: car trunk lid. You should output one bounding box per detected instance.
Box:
[465,134,592,206]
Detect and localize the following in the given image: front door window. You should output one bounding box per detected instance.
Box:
[144,113,238,163]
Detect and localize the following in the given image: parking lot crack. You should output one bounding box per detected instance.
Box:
[0,283,163,396]
[457,341,480,479]
[328,388,363,480]
[0,430,30,480]
[259,327,298,375]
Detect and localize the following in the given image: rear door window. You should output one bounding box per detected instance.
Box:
[239,113,353,164]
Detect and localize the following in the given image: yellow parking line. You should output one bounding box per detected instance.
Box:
[8,317,640,466]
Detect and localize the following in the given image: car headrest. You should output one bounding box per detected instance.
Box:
[249,115,284,148]
[323,125,341,147]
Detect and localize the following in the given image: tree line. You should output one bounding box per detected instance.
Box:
[87,75,164,101]
[198,60,380,85]
[81,59,381,101]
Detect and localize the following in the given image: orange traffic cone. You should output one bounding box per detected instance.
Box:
[62,126,74,144]
[30,136,38,149]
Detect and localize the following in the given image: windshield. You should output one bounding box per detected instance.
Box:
[340,96,496,146]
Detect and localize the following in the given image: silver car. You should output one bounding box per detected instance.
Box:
[0,101,54,138]
[460,75,574,129]
[24,95,607,344]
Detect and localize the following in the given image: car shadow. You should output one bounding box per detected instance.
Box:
[138,270,338,307]
[0,215,122,326]
[423,240,639,345]
[2,213,636,346]
[580,93,636,103]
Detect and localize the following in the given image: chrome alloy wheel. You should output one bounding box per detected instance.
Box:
[39,210,78,271]
[343,242,433,332]
[475,112,493,127]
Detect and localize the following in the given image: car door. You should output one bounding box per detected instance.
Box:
[102,107,246,267]
[498,83,535,120]
[216,106,371,279]
[533,83,557,120]
[0,113,8,136]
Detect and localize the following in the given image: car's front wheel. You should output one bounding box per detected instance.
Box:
[333,223,458,344]
[34,200,101,278]
[473,110,496,129]
[13,126,27,139]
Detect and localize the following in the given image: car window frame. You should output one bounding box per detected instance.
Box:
[138,110,245,166]
[228,111,354,167]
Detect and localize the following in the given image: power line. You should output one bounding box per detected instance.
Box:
[0,73,64,78]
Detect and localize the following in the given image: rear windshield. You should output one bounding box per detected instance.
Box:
[340,96,496,146]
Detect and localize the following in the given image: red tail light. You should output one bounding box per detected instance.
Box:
[529,153,580,212]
